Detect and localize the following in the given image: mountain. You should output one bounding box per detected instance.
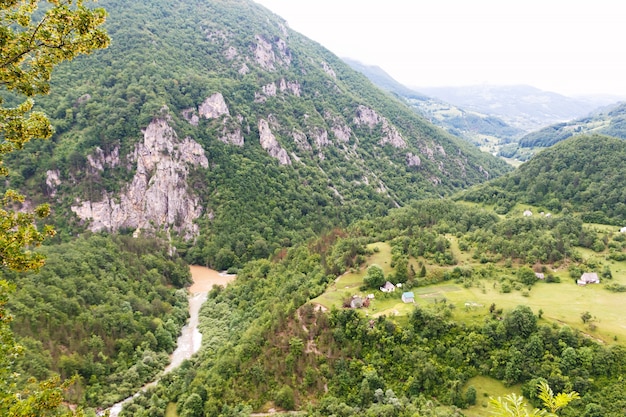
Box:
[417,84,605,132]
[517,101,626,148]
[6,0,510,269]
[341,58,430,101]
[461,134,626,224]
[343,59,524,153]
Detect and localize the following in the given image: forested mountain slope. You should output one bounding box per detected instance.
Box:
[4,0,509,269]
[344,58,525,149]
[460,134,626,224]
[518,101,626,148]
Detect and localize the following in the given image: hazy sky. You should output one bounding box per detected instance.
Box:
[254,0,626,97]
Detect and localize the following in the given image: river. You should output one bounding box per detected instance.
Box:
[104,266,236,417]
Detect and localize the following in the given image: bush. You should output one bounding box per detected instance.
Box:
[545,274,560,283]
[180,393,203,417]
[275,385,295,410]
[465,385,477,405]
[364,265,385,289]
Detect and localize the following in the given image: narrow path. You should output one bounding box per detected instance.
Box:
[103,266,235,417]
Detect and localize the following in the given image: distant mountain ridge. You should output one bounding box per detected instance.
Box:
[416,84,606,132]
[343,58,524,153]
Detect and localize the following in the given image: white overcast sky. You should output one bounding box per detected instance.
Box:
[254,0,626,97]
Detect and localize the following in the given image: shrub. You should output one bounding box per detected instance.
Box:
[275,385,295,410]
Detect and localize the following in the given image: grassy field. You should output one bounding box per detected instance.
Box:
[463,376,524,417]
[165,403,178,417]
[312,238,626,344]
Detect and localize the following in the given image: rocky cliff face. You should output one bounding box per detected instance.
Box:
[354,105,406,148]
[258,118,291,165]
[27,0,509,251]
[71,118,208,238]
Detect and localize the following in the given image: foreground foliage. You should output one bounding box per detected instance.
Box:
[490,381,580,417]
[0,0,109,415]
[0,0,109,271]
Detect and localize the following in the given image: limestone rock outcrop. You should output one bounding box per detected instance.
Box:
[87,146,120,172]
[182,93,244,146]
[71,119,208,238]
[406,153,422,168]
[46,170,61,197]
[354,105,406,148]
[198,93,230,119]
[254,34,291,70]
[321,61,336,78]
[259,119,291,165]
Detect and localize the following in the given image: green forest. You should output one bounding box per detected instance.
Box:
[461,135,626,225]
[4,235,191,406]
[1,1,626,417]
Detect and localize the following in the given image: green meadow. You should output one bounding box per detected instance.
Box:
[313,238,626,345]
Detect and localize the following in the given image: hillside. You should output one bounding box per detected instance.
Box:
[461,134,626,225]
[123,199,626,416]
[4,0,509,269]
[344,59,525,154]
[4,235,191,407]
[517,101,626,148]
[417,84,602,132]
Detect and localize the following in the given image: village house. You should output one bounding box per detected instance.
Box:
[380,281,396,293]
[577,272,600,286]
[523,210,533,217]
[621,226,626,233]
[350,296,363,309]
[401,291,415,303]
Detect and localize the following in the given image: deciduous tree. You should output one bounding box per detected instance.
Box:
[0,1,109,415]
[364,264,385,289]
[0,0,109,269]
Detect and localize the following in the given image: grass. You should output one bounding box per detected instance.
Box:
[463,376,524,417]
[312,236,626,345]
[312,242,394,310]
[165,403,178,417]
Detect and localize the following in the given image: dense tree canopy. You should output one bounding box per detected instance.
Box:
[461,135,626,224]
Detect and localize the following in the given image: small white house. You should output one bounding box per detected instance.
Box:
[577,272,600,286]
[380,281,396,293]
[523,210,533,217]
[620,226,626,233]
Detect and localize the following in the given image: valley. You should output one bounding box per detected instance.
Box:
[0,1,625,417]
[106,266,235,417]
[345,60,626,164]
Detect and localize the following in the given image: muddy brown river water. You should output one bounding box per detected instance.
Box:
[104,266,235,416]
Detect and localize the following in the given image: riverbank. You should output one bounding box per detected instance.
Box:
[105,266,236,416]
